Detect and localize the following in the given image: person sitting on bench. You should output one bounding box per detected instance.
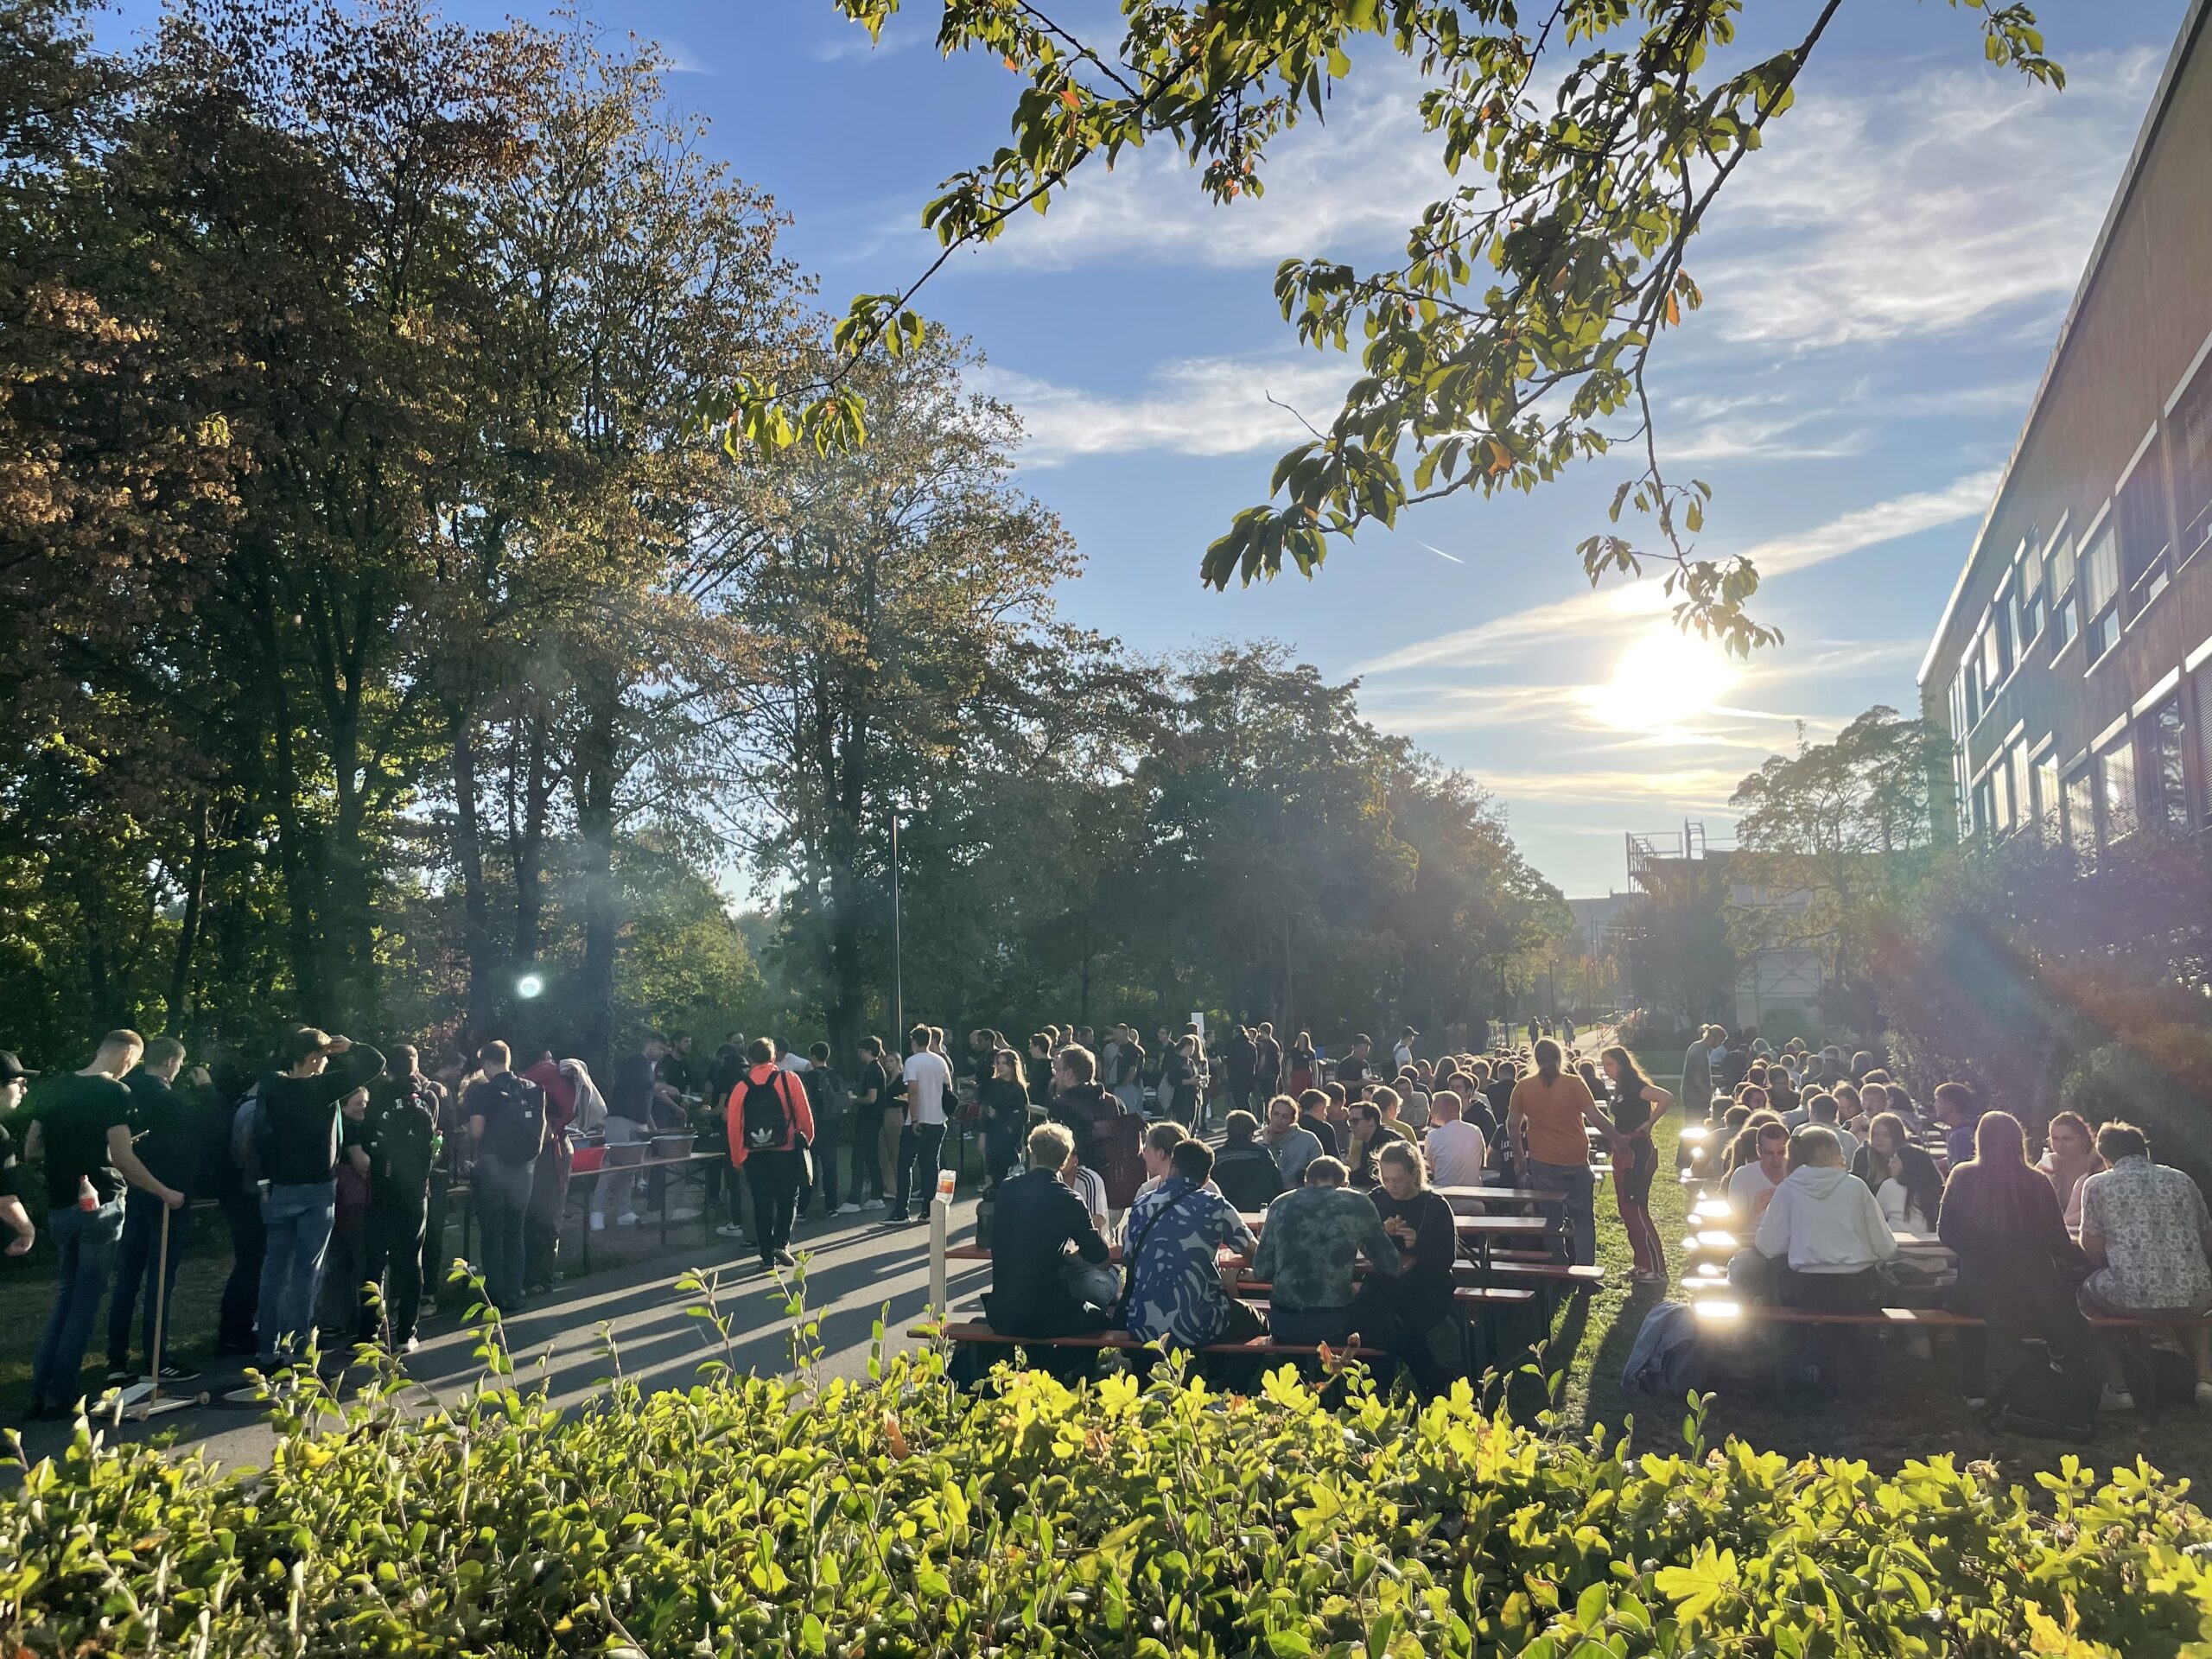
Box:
[2076,1120,2212,1413]
[1746,1125,1897,1315]
[1211,1112,1286,1211]
[1123,1140,1260,1351]
[985,1122,1114,1341]
[1249,1155,1401,1350]
[1725,1118,1790,1221]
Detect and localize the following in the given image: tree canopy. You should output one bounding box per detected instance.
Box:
[777,0,2063,655]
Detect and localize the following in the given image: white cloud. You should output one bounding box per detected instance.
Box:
[973,354,1353,463]
[1700,49,2162,349]
[1745,468,2002,579]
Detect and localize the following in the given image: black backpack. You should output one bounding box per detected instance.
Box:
[490,1073,549,1165]
[741,1071,790,1149]
[374,1086,440,1185]
[1987,1342,2101,1440]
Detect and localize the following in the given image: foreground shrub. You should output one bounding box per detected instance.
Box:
[6,1320,2212,1656]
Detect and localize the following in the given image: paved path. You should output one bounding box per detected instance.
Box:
[9,1196,990,1476]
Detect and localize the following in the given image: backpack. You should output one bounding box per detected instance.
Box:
[231,1088,269,1181]
[490,1072,549,1165]
[1988,1342,2100,1440]
[373,1085,439,1186]
[1623,1302,1710,1396]
[741,1071,790,1148]
[812,1066,851,1120]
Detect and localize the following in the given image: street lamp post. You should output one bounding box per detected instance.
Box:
[890,810,905,1040]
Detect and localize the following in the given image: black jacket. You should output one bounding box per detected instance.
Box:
[1213,1141,1285,1211]
[984,1166,1110,1337]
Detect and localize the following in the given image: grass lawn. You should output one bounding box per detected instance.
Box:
[1553,1066,2212,1491]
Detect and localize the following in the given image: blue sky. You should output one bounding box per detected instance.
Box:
[105,0,2194,896]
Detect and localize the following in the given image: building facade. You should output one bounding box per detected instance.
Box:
[1919,0,2212,859]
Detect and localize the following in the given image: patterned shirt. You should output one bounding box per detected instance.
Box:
[1248,1185,1402,1313]
[1122,1177,1256,1346]
[2081,1156,2212,1312]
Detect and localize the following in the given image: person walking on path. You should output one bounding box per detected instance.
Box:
[727,1038,815,1268]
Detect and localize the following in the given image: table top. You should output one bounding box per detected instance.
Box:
[1238,1210,1554,1236]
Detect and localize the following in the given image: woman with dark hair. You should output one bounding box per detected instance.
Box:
[1600,1045,1673,1284]
[1854,1111,1943,1232]
[1937,1110,2097,1412]
[980,1049,1033,1193]
[1287,1031,1318,1096]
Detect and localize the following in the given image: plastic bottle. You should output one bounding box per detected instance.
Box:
[76,1174,98,1212]
[935,1167,956,1204]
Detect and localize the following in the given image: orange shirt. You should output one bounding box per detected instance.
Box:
[1510,1072,1595,1167]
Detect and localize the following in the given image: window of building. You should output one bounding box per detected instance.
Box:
[1979,612,2006,696]
[2119,443,2172,603]
[2099,735,2139,843]
[2035,750,2060,838]
[2048,529,2078,650]
[2065,765,2097,863]
[2141,695,2189,834]
[1973,772,1997,842]
[2081,520,2121,661]
[2177,358,2212,569]
[2015,537,2044,645]
[2006,742,2031,838]
[2196,665,2212,827]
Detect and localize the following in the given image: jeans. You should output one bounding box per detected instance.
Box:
[257,1180,337,1364]
[474,1158,533,1313]
[744,1151,804,1262]
[360,1183,428,1344]
[1269,1305,1355,1348]
[591,1117,644,1220]
[217,1187,265,1353]
[31,1199,124,1408]
[108,1188,188,1374]
[893,1122,948,1217]
[524,1141,568,1287]
[1526,1159,1598,1267]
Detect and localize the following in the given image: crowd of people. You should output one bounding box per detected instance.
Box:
[1688,1027,2212,1417]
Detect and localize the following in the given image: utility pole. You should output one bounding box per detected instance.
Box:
[890,810,905,1039]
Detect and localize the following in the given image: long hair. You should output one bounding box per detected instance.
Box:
[1943,1109,2059,1239]
[1600,1044,1652,1098]
[1866,1110,1942,1226]
[1533,1038,1563,1084]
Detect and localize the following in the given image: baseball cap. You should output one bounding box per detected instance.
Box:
[0,1051,38,1083]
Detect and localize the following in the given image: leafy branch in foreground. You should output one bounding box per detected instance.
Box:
[760,0,2060,654]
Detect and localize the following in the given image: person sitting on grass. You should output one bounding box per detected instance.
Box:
[1248,1155,1401,1351]
[2075,1120,2212,1413]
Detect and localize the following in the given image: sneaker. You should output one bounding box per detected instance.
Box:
[774,1249,797,1268]
[664,1206,700,1224]
[836,1202,862,1215]
[153,1362,200,1384]
[615,1211,639,1227]
[863,1197,887,1210]
[589,1212,606,1232]
[401,1337,421,1356]
[715,1222,747,1240]
[2100,1385,2136,1414]
[105,1366,133,1385]
[883,1211,910,1224]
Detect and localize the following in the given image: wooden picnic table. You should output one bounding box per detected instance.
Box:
[1436,1184,1568,1208]
[1238,1209,1555,1274]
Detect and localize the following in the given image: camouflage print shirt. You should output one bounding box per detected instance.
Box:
[1249,1185,1402,1312]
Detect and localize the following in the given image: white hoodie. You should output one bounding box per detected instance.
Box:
[1756,1164,1899,1274]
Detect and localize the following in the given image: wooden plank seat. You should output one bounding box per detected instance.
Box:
[917,1321,1388,1360]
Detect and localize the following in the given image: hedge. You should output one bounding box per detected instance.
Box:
[5,1318,2212,1657]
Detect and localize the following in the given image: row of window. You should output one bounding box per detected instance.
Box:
[1949,345,2212,748]
[1969,662,2212,856]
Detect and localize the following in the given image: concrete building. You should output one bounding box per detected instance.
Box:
[1621,825,1826,1037]
[1919,0,2212,855]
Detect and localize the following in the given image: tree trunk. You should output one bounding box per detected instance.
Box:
[573,682,621,1072]
[450,701,496,1036]
[513,707,551,965]
[168,803,211,1025]
[823,691,868,1069]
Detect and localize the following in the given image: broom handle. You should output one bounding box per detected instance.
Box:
[146,1202,172,1395]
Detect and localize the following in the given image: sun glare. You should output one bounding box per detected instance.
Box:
[1581,626,1739,733]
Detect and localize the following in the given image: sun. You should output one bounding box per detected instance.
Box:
[1581,626,1739,733]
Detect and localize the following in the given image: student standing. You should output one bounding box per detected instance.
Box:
[107,1035,200,1383]
[0,1052,35,1256]
[852,1037,896,1211]
[27,1031,184,1418]
[1600,1045,1673,1286]
[463,1042,547,1314]
[359,1046,441,1351]
[727,1038,815,1268]
[890,1027,953,1223]
[1506,1039,1616,1267]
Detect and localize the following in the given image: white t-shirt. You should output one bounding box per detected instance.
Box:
[902,1050,952,1126]
[1727,1162,1782,1217]
[1393,1041,1414,1071]
[779,1052,812,1073]
[1424,1119,1489,1187]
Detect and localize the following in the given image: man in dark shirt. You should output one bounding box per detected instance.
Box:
[986,1122,1111,1341]
[27,1030,183,1417]
[1252,1022,1284,1102]
[593,1033,673,1230]
[359,1046,442,1350]
[464,1040,547,1311]
[107,1036,201,1383]
[1295,1088,1342,1158]
[853,1037,895,1211]
[1,1052,37,1255]
[250,1028,385,1373]
[1226,1026,1259,1116]
[1336,1034,1375,1093]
